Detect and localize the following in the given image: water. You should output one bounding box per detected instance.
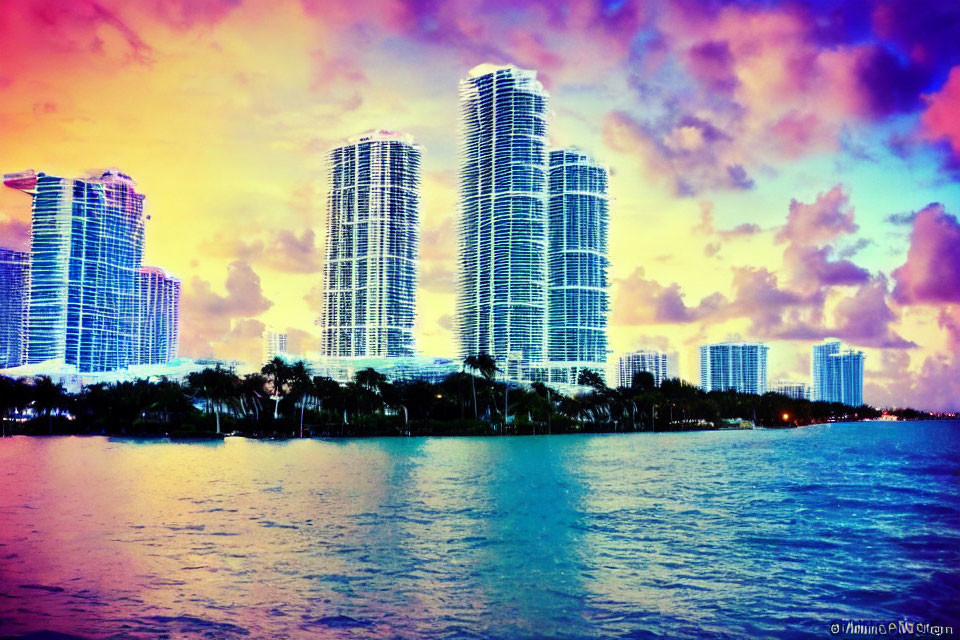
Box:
[1,421,958,639]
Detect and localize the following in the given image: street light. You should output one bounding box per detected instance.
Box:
[782,412,790,422]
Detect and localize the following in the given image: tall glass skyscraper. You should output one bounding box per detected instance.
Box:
[4,169,146,372]
[811,340,864,405]
[320,131,420,358]
[0,248,29,368]
[546,149,609,384]
[457,64,549,380]
[699,342,769,394]
[618,350,668,388]
[135,266,181,365]
[262,328,288,365]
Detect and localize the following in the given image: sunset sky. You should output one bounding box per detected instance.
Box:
[1,0,959,409]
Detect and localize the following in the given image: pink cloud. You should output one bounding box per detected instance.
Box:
[179,261,273,358]
[612,267,727,326]
[921,65,960,160]
[892,203,960,304]
[776,185,858,246]
[832,277,915,348]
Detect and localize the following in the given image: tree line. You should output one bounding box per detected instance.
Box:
[0,355,930,438]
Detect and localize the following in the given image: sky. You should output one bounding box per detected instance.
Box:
[1,0,959,410]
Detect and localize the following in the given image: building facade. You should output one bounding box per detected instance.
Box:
[0,248,29,368]
[4,169,146,372]
[772,380,808,401]
[811,341,864,406]
[699,342,769,395]
[135,267,181,365]
[262,328,288,366]
[320,130,421,358]
[546,149,609,385]
[618,350,669,388]
[457,64,549,380]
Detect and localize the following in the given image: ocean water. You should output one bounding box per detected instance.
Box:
[0,421,958,639]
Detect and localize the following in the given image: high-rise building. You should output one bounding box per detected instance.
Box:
[457,64,549,381]
[699,342,769,394]
[0,248,29,368]
[811,340,841,402]
[773,380,808,401]
[618,350,669,388]
[4,169,146,372]
[262,328,288,365]
[319,130,421,358]
[135,267,181,365]
[546,149,609,385]
[811,341,864,405]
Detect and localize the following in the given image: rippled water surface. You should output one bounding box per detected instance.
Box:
[1,421,959,639]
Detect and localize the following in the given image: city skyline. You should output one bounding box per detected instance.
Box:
[1,1,959,409]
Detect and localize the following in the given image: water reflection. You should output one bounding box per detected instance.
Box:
[0,423,959,639]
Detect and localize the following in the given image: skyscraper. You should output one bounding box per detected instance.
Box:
[811,341,864,406]
[135,267,181,365]
[811,340,841,402]
[457,64,549,381]
[262,328,288,366]
[699,342,769,394]
[618,350,669,388]
[547,149,609,385]
[0,248,29,368]
[4,169,146,372]
[773,380,808,401]
[320,130,420,358]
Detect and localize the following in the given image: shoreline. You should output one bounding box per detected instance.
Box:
[2,418,952,443]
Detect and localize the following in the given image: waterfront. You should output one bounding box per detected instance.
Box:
[0,421,958,639]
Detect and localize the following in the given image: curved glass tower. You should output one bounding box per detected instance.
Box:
[4,169,145,372]
[136,266,181,365]
[0,248,29,368]
[457,64,549,380]
[547,149,609,384]
[320,130,421,358]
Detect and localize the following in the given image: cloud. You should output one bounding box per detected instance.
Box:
[0,215,30,251]
[776,184,858,245]
[613,267,727,326]
[832,276,916,348]
[179,261,273,358]
[420,262,455,294]
[200,229,323,274]
[695,201,762,239]
[866,349,960,412]
[921,65,960,162]
[602,110,752,196]
[892,203,960,304]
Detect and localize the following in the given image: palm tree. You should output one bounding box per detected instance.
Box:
[238,373,267,422]
[312,376,341,433]
[32,376,65,435]
[464,354,500,420]
[289,361,313,437]
[187,366,237,434]
[261,357,293,419]
[463,356,480,419]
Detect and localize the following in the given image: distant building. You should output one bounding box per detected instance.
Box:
[773,380,808,401]
[811,340,864,406]
[618,350,668,388]
[262,328,288,366]
[136,267,181,365]
[457,64,549,381]
[319,130,420,358]
[547,148,609,385]
[4,169,146,372]
[699,342,769,395]
[0,248,29,368]
[310,355,460,385]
